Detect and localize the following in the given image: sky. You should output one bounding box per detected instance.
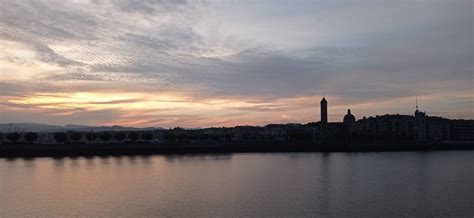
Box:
[0,0,472,128]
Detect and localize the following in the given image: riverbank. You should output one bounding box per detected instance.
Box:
[0,142,473,157]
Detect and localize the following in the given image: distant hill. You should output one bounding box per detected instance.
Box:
[0,123,164,132]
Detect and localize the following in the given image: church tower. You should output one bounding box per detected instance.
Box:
[320,97,328,126]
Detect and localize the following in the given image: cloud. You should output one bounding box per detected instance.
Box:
[0,0,472,127]
[37,69,106,82]
[0,107,125,126]
[111,0,188,15]
[0,1,98,41]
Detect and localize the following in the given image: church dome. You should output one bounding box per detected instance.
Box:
[343,109,356,124]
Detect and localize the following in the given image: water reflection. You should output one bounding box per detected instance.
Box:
[85,156,95,168]
[23,157,36,168]
[112,156,124,166]
[139,155,152,166]
[164,154,232,163]
[69,157,80,168]
[100,156,111,166]
[414,152,428,213]
[318,152,331,215]
[127,155,137,164]
[53,157,65,167]
[5,157,18,162]
[0,152,473,217]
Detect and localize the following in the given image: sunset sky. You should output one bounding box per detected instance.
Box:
[0,0,472,128]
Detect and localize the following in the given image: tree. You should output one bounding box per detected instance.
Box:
[128,132,139,142]
[24,132,38,143]
[163,131,175,142]
[177,132,188,142]
[198,133,209,140]
[211,133,220,141]
[115,132,127,141]
[140,132,153,141]
[99,132,113,141]
[54,132,67,143]
[188,131,199,140]
[225,132,235,142]
[287,129,312,141]
[6,132,21,143]
[70,132,83,142]
[86,132,97,142]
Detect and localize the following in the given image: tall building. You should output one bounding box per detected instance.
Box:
[449,119,473,141]
[320,97,328,127]
[414,109,427,141]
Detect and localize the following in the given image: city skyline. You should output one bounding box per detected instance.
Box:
[0,96,467,131]
[1,0,473,128]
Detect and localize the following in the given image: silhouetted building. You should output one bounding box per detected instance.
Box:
[320,97,327,127]
[425,116,450,141]
[412,100,451,142]
[343,109,356,126]
[449,119,474,141]
[342,109,356,141]
[356,114,415,141]
[415,109,427,141]
[355,109,454,142]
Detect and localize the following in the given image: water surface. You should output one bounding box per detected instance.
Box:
[1,151,473,217]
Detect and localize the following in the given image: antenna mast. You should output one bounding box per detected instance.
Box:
[416,96,418,110]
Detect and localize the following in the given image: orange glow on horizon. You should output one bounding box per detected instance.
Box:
[2,91,473,128]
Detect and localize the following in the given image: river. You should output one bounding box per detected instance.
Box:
[1,151,473,217]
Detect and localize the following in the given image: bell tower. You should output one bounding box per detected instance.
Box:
[320,97,327,127]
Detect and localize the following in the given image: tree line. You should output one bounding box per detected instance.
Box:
[0,131,154,144]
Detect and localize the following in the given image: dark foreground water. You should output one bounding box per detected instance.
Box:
[1,151,473,217]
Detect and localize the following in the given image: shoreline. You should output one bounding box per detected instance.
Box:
[1,142,473,158]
